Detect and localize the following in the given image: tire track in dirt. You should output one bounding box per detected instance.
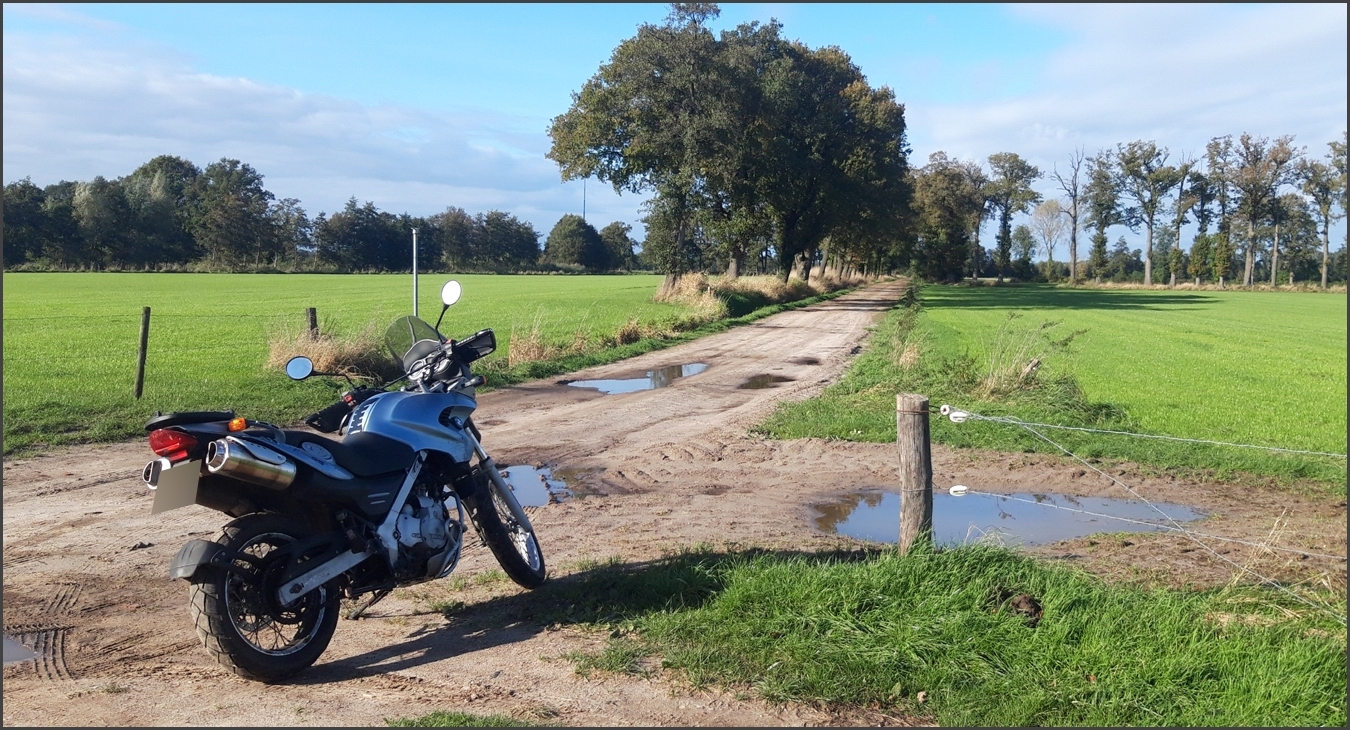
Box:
[33,471,140,498]
[4,442,221,691]
[5,627,72,682]
[40,583,83,615]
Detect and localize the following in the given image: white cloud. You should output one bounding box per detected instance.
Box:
[913,3,1347,166]
[1,31,646,237]
[904,3,1347,251]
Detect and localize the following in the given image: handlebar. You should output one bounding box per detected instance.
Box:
[303,387,383,433]
[304,401,350,433]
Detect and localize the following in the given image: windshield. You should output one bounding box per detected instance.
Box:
[384,315,444,373]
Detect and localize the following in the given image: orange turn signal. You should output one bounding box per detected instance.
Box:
[228,417,248,432]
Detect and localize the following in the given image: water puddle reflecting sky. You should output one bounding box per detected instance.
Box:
[2,636,37,665]
[563,363,709,394]
[815,490,1206,546]
[500,464,602,506]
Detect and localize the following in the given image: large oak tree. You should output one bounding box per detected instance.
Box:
[547,3,909,283]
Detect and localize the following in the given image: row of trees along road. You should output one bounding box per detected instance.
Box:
[914,132,1347,288]
[549,3,1346,289]
[2,157,642,274]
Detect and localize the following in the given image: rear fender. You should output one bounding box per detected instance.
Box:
[169,531,348,582]
[169,539,256,581]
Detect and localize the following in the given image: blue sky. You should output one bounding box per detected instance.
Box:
[4,3,1346,252]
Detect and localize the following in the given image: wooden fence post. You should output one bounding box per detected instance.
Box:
[134,307,151,399]
[897,393,933,554]
[306,307,318,340]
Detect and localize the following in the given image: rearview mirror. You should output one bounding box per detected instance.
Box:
[285,356,315,380]
[441,280,462,307]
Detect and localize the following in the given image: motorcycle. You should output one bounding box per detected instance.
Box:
[140,280,545,681]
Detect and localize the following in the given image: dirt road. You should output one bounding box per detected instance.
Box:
[4,278,1344,727]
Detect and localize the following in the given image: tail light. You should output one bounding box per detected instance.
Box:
[149,428,198,461]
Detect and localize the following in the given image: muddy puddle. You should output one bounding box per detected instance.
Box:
[738,374,794,389]
[500,464,601,506]
[814,489,1206,546]
[3,636,37,665]
[561,363,709,394]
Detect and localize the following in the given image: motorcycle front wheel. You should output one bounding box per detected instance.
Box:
[466,468,546,588]
[187,513,339,682]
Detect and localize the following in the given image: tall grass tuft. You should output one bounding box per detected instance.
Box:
[507,309,561,367]
[976,313,1086,399]
[656,271,869,320]
[265,315,400,382]
[652,273,731,323]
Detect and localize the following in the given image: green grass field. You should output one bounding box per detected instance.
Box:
[1,272,686,455]
[760,285,1348,486]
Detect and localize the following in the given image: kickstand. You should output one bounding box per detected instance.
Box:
[344,588,391,620]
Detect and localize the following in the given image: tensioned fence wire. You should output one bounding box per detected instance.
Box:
[939,404,1348,625]
[949,412,1347,459]
[3,313,281,320]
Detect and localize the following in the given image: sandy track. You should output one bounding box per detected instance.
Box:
[4,277,1344,727]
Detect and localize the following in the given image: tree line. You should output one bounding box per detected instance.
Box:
[2,156,643,274]
[911,133,1348,288]
[7,2,1346,289]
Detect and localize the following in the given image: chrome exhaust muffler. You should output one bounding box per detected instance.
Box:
[205,436,296,490]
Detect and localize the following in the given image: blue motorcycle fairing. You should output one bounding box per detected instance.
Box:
[347,390,476,463]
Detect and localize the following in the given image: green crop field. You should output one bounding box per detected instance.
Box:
[761,285,1348,486]
[1,272,688,455]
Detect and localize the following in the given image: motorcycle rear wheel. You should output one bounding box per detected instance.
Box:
[466,469,546,588]
[187,513,339,682]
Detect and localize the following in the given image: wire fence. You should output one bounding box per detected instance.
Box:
[944,410,1347,459]
[937,403,1348,624]
[4,308,328,399]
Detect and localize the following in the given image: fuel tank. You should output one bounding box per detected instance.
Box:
[346,390,476,462]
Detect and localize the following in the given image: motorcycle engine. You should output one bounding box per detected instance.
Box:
[395,495,450,552]
[388,476,465,582]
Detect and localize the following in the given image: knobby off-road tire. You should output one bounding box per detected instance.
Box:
[465,470,546,589]
[187,513,340,682]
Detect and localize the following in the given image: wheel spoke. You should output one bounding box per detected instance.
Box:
[222,532,328,657]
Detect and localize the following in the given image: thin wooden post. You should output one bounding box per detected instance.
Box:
[306,307,318,340]
[134,307,151,399]
[897,393,933,553]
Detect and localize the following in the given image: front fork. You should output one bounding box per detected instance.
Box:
[461,430,535,534]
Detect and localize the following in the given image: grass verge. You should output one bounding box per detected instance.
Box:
[460,545,1345,726]
[756,285,1347,490]
[386,710,538,727]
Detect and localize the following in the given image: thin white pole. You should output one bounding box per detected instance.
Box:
[412,228,419,318]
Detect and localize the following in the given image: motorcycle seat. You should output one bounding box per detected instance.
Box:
[283,430,415,477]
[145,410,235,431]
